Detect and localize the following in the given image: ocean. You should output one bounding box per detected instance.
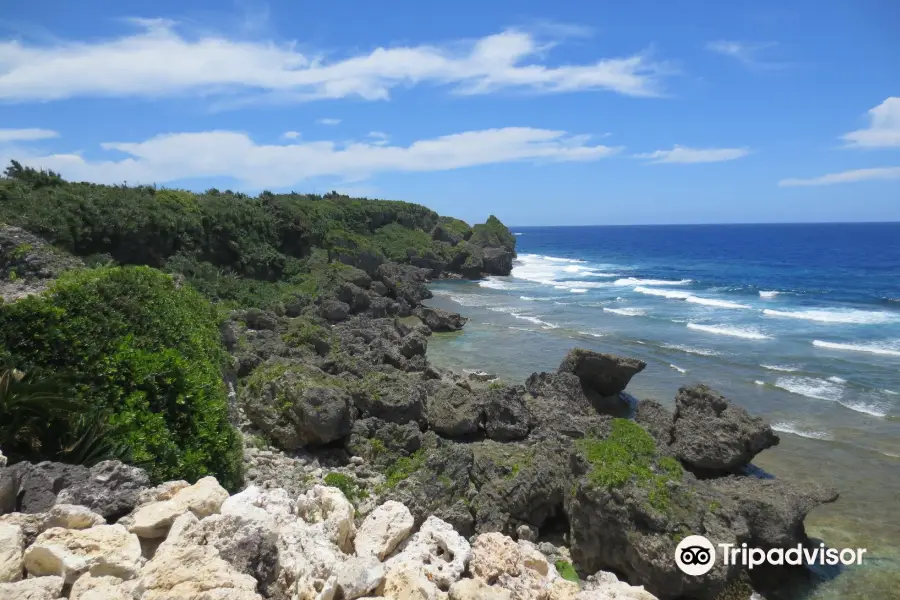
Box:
[424,223,900,599]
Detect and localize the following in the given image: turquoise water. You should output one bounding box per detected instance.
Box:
[424,223,900,599]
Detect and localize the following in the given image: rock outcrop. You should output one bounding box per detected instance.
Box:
[670,385,780,475]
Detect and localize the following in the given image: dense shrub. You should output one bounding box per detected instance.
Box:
[0,266,243,488]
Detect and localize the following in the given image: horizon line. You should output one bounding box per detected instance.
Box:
[508,220,900,228]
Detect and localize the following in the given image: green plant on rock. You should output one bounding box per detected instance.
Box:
[324,472,369,502]
[383,449,427,488]
[555,560,580,583]
[281,317,332,353]
[575,419,684,513]
[0,266,243,488]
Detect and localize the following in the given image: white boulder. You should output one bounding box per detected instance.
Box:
[0,575,64,600]
[0,524,23,583]
[385,516,471,590]
[45,504,105,530]
[24,524,143,583]
[355,501,414,560]
[128,476,228,539]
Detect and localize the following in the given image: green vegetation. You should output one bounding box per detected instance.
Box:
[383,449,427,488]
[555,560,580,583]
[324,472,369,502]
[282,317,332,354]
[575,419,684,512]
[0,163,515,488]
[470,215,516,251]
[0,266,242,488]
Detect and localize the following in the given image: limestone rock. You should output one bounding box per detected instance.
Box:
[0,524,23,583]
[296,485,356,553]
[128,476,228,539]
[221,486,294,527]
[24,524,143,583]
[470,533,556,600]
[0,513,45,547]
[135,542,262,600]
[70,574,138,600]
[385,516,471,589]
[0,575,64,600]
[137,481,191,506]
[45,504,105,530]
[449,578,513,600]
[356,501,415,560]
[336,555,385,600]
[381,563,444,600]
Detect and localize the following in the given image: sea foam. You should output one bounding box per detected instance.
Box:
[613,277,692,286]
[661,343,720,356]
[603,307,647,317]
[686,296,751,309]
[634,287,750,309]
[761,364,800,372]
[772,421,831,440]
[774,376,889,417]
[764,308,898,325]
[759,291,780,299]
[479,277,511,290]
[687,323,771,340]
[812,340,900,357]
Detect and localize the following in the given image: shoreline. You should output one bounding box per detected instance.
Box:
[423,285,900,600]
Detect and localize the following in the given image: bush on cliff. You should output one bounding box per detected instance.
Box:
[0,266,243,488]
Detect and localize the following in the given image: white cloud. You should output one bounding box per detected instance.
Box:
[635,145,750,164]
[705,40,785,69]
[281,130,300,139]
[19,127,620,188]
[368,131,390,146]
[317,118,341,125]
[778,166,900,187]
[0,21,668,104]
[0,128,59,142]
[840,97,900,148]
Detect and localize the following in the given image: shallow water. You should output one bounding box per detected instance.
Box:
[424,223,900,598]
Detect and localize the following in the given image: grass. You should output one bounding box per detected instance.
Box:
[575,419,684,513]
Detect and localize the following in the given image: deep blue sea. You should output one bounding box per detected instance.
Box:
[425,223,900,599]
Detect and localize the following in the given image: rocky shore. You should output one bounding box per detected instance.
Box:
[0,258,839,600]
[0,169,841,599]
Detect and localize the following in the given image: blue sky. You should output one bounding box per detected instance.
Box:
[1,0,898,225]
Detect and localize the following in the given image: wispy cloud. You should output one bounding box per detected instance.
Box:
[0,20,669,104]
[367,131,390,146]
[316,118,341,126]
[840,97,900,148]
[0,128,59,142]
[779,166,900,187]
[705,40,787,70]
[281,130,300,139]
[635,145,750,164]
[19,127,621,189]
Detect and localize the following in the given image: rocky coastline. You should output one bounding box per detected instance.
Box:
[0,249,839,600]
[0,168,841,600]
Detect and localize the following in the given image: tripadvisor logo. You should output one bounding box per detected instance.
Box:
[675,535,867,576]
[675,536,716,576]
